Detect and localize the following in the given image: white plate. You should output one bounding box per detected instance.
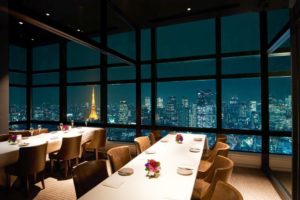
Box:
[193,137,203,141]
[189,147,201,153]
[160,138,169,142]
[145,149,156,154]
[177,167,193,176]
[118,168,134,176]
[19,142,29,147]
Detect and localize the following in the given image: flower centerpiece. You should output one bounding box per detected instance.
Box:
[176,134,183,144]
[8,135,18,145]
[145,159,161,178]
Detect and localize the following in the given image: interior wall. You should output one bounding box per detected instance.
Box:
[0,9,9,134]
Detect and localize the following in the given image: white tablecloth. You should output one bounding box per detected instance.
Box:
[79,133,206,200]
[0,127,101,186]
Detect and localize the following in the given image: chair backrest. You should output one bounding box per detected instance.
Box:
[33,128,49,135]
[18,142,48,176]
[87,128,106,149]
[9,130,31,137]
[207,142,230,163]
[72,160,108,198]
[210,181,243,200]
[216,134,227,144]
[0,133,10,142]
[107,146,131,173]
[57,135,82,160]
[134,136,151,154]
[149,130,161,144]
[201,155,234,200]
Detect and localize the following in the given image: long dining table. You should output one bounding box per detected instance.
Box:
[0,127,101,186]
[79,133,206,200]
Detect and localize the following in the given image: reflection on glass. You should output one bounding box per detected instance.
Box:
[226,134,262,152]
[107,128,136,142]
[9,87,27,122]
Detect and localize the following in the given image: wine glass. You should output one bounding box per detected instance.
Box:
[85,119,88,127]
[59,123,63,131]
[38,124,42,134]
[29,127,34,136]
[71,120,74,128]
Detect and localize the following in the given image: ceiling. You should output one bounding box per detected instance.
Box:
[4,0,289,46]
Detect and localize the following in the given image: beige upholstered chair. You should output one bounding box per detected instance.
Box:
[82,128,106,160]
[0,133,10,142]
[49,135,82,178]
[5,142,48,194]
[134,136,151,154]
[198,142,230,178]
[107,146,131,173]
[210,181,243,200]
[72,160,108,198]
[9,130,31,137]
[33,128,49,136]
[149,130,161,144]
[192,155,234,200]
[202,134,228,160]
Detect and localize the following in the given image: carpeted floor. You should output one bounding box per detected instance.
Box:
[0,166,282,200]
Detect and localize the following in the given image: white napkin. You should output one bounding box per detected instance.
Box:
[102,176,125,189]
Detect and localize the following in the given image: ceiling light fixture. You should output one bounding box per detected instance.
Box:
[31,38,35,41]
[18,21,23,25]
[45,13,50,16]
[76,29,81,32]
[187,7,191,11]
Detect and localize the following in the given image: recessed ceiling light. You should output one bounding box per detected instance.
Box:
[18,21,23,25]
[187,7,191,11]
[76,28,81,32]
[31,38,35,41]
[45,13,50,16]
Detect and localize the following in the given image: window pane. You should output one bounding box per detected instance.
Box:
[156,80,216,128]
[30,123,58,132]
[33,44,59,71]
[10,123,27,130]
[268,53,291,72]
[157,19,215,59]
[107,128,135,142]
[269,136,292,155]
[9,45,27,71]
[226,134,262,152]
[32,72,59,85]
[268,9,290,43]
[141,64,151,80]
[67,85,101,122]
[9,87,26,122]
[222,13,260,52]
[32,87,59,121]
[269,77,291,131]
[108,31,136,60]
[10,72,26,85]
[67,69,101,83]
[222,55,260,74]
[108,66,135,81]
[108,84,136,124]
[67,41,100,68]
[222,78,261,130]
[157,59,215,78]
[142,83,151,125]
[141,29,151,61]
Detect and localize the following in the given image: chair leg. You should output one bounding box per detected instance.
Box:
[33,173,37,183]
[82,144,86,161]
[64,160,68,178]
[75,157,79,165]
[41,172,45,189]
[50,159,54,173]
[95,148,98,160]
[25,176,29,196]
[6,174,10,188]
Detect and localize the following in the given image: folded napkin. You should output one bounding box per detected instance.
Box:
[102,176,125,189]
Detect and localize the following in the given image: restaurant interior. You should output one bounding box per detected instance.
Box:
[0,0,299,199]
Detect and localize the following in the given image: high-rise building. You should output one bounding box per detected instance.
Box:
[88,88,99,120]
[118,100,129,124]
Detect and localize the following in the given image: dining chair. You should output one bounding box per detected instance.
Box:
[33,128,49,135]
[149,130,161,144]
[107,146,131,173]
[198,142,230,178]
[202,134,227,160]
[82,128,106,160]
[9,130,31,137]
[134,136,151,154]
[0,133,10,142]
[210,181,243,200]
[5,142,48,194]
[49,135,82,178]
[192,155,234,200]
[72,160,108,198]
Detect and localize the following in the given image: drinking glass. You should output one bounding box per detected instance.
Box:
[71,120,74,128]
[38,124,42,133]
[60,123,63,131]
[85,120,88,127]
[29,127,34,136]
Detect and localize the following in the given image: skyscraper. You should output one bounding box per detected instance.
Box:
[88,88,99,120]
[119,100,129,124]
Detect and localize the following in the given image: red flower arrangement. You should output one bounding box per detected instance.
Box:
[8,135,17,144]
[176,134,183,143]
[145,159,161,178]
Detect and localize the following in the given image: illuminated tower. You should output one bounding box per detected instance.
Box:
[88,88,99,120]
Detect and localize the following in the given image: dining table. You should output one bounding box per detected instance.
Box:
[0,127,101,186]
[79,133,207,200]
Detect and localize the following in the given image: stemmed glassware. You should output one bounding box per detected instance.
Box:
[60,123,63,131]
[29,127,34,136]
[71,120,74,128]
[38,124,42,134]
[85,119,88,127]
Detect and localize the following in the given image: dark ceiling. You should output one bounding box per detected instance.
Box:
[4,0,289,46]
